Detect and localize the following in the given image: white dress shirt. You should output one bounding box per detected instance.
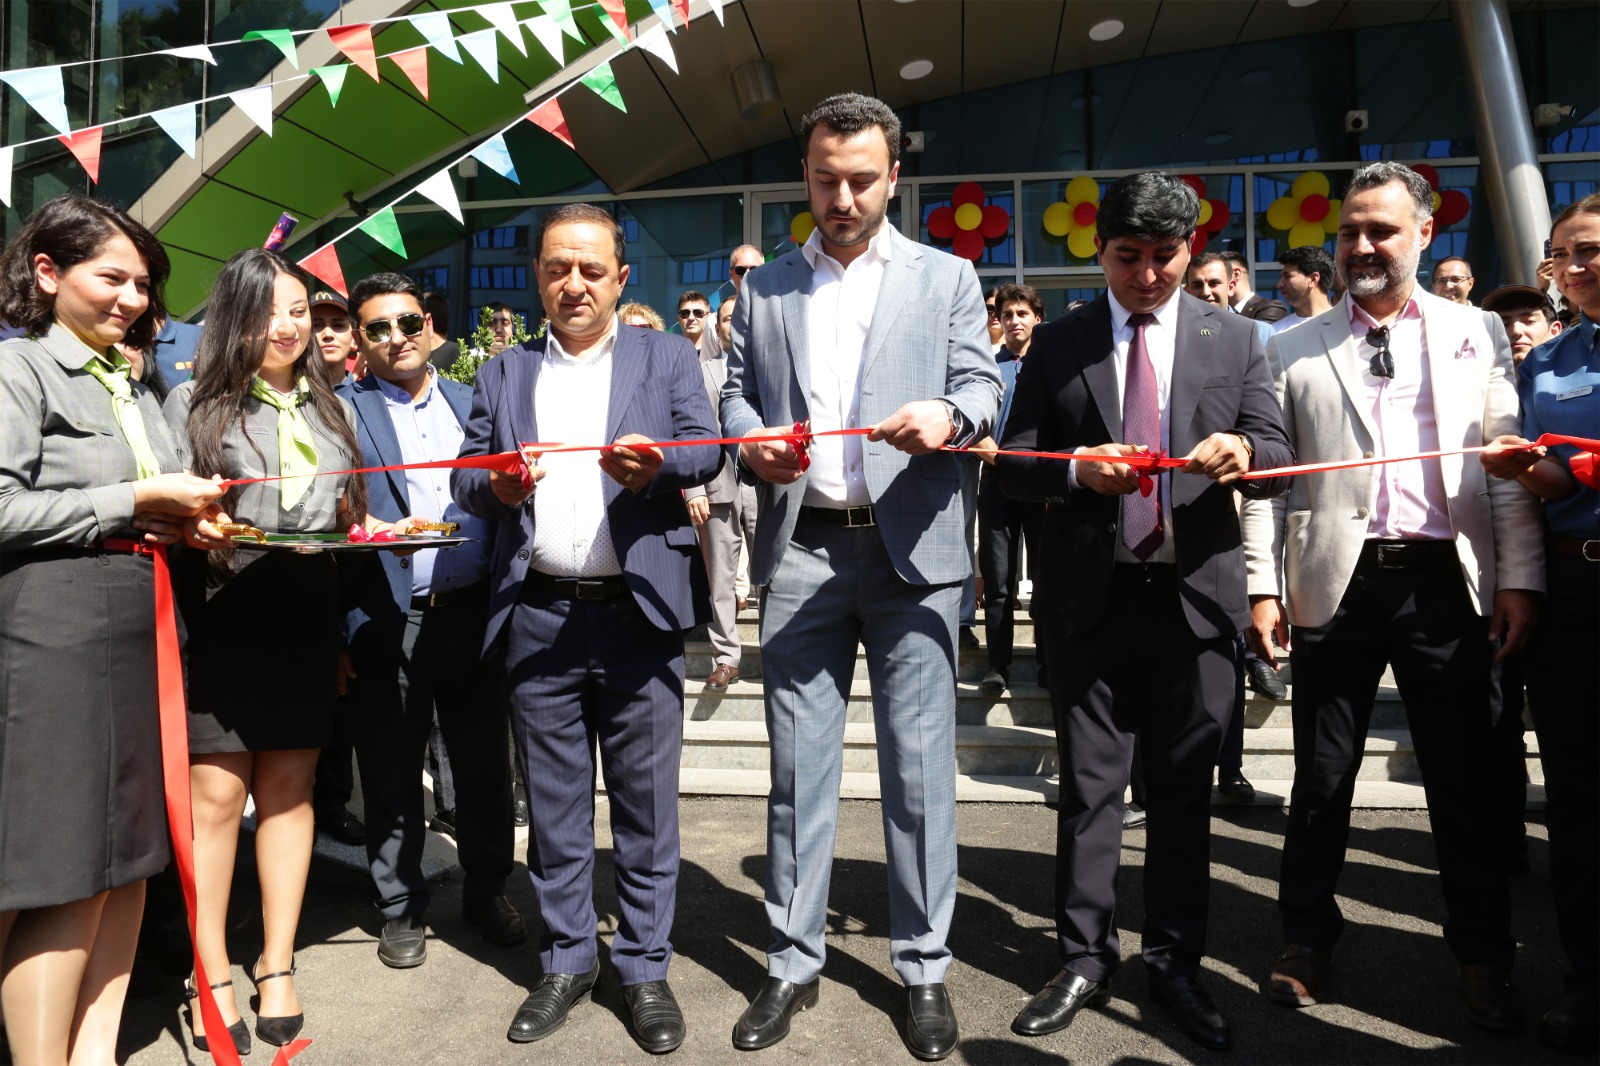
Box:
[1347,292,1453,541]
[530,320,623,576]
[1069,289,1179,564]
[799,225,893,508]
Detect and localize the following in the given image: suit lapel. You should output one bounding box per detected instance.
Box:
[779,256,812,403]
[860,232,924,379]
[1422,295,1465,493]
[1081,297,1122,442]
[606,324,648,444]
[1169,297,1218,444]
[1320,312,1379,445]
[352,380,409,510]
[507,340,543,447]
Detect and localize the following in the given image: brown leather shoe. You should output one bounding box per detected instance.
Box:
[1462,964,1525,1033]
[1266,945,1330,1006]
[705,663,739,691]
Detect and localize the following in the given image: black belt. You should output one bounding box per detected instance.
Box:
[524,569,628,601]
[1547,534,1600,563]
[410,581,488,611]
[1358,538,1457,570]
[798,504,876,528]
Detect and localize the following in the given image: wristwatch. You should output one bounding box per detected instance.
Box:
[1224,429,1255,460]
[938,399,960,443]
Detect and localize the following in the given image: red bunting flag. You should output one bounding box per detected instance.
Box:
[298,243,348,297]
[389,47,429,99]
[328,24,380,82]
[527,98,573,149]
[598,0,629,34]
[672,0,688,23]
[57,126,104,183]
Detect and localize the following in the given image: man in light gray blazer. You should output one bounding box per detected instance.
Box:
[720,93,999,1062]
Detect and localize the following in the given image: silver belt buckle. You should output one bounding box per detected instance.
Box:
[573,579,608,600]
[843,505,874,528]
[1583,540,1600,563]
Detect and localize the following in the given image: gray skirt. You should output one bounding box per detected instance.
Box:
[0,548,169,910]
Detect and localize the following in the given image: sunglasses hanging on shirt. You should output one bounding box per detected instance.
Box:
[1366,326,1394,379]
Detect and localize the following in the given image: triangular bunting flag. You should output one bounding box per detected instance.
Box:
[312,64,350,106]
[459,29,500,83]
[409,11,462,63]
[160,44,217,65]
[634,25,678,73]
[706,0,725,24]
[242,28,298,69]
[523,16,565,64]
[328,24,380,82]
[151,103,197,158]
[0,67,70,135]
[470,133,520,185]
[0,146,14,208]
[57,126,104,183]
[414,170,463,223]
[579,62,626,112]
[527,98,573,149]
[672,0,689,25]
[299,244,348,297]
[389,48,429,99]
[230,86,274,135]
[647,0,677,32]
[358,206,407,258]
[598,0,629,35]
[479,3,527,55]
[544,0,584,39]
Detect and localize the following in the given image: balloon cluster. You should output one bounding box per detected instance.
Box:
[927,182,1010,260]
[1040,176,1103,259]
[1179,175,1232,254]
[1411,164,1471,229]
[1264,172,1342,249]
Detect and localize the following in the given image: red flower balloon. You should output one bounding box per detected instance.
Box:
[927,185,1010,261]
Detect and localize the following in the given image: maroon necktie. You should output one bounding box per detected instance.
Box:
[1122,312,1162,560]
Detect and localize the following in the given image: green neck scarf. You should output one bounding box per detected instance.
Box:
[248,375,318,511]
[81,351,162,480]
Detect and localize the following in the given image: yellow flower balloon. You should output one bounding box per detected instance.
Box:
[1042,201,1073,237]
[1266,196,1301,232]
[1198,199,1214,227]
[1289,171,1329,200]
[1288,220,1327,249]
[1322,199,1341,234]
[1065,175,1100,205]
[790,212,815,244]
[1066,227,1098,259]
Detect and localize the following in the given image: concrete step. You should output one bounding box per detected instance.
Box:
[729,610,1039,646]
[680,721,1060,777]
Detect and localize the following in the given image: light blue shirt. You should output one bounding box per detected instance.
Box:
[372,369,492,596]
[1519,313,1600,538]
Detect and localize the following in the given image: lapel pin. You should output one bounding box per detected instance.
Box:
[1200,328,1213,336]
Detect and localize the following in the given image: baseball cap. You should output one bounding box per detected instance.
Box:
[309,290,348,312]
[1480,284,1555,316]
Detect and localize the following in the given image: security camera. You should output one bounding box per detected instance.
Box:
[1533,103,1575,127]
[1344,110,1369,134]
[902,131,926,153]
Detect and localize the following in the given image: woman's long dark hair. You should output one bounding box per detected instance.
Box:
[186,248,367,546]
[0,194,170,349]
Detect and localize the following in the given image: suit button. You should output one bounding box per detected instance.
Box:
[517,548,529,560]
[400,558,410,569]
[1363,450,1374,459]
[1107,523,1116,534]
[1356,507,1369,519]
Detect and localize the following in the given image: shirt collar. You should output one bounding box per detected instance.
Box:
[1347,286,1424,332]
[1107,287,1182,334]
[800,223,894,272]
[545,317,619,365]
[1577,312,1598,353]
[40,322,114,370]
[372,364,436,406]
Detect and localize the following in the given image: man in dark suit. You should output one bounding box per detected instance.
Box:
[452,203,721,1055]
[1222,250,1291,323]
[338,273,523,971]
[997,171,1292,1052]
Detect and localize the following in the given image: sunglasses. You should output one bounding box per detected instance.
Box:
[363,313,426,344]
[678,308,707,319]
[1365,326,1394,379]
[732,265,754,276]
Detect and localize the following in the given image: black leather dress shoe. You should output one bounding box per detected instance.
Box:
[464,895,528,946]
[1461,964,1525,1033]
[904,983,959,1061]
[377,915,427,968]
[507,961,600,1044]
[1123,803,1147,830]
[732,976,819,1050]
[1247,659,1288,700]
[316,806,366,845]
[623,980,686,1054]
[1216,769,1256,804]
[1540,988,1599,1054]
[513,794,531,827]
[1012,969,1108,1037]
[1149,973,1232,1051]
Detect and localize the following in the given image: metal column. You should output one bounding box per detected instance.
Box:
[1450,0,1551,285]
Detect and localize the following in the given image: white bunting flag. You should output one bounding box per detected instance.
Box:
[230,86,275,136]
[160,44,217,65]
[151,102,197,157]
[523,17,565,65]
[706,0,726,24]
[409,11,462,64]
[634,25,678,74]
[459,28,500,83]
[479,3,526,56]
[0,67,70,135]
[0,146,14,208]
[414,169,463,223]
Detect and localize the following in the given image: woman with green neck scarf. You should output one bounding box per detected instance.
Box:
[162,247,376,1055]
[0,195,226,1066]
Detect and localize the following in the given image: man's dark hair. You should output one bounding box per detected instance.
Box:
[534,203,627,267]
[1095,171,1201,244]
[487,300,511,314]
[1279,246,1335,295]
[1219,250,1249,274]
[348,272,423,324]
[994,283,1043,319]
[421,289,449,333]
[1346,161,1434,224]
[1188,251,1230,275]
[1434,256,1472,276]
[798,92,902,166]
[677,290,708,309]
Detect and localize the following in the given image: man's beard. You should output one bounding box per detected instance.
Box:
[1342,243,1420,299]
[819,198,887,249]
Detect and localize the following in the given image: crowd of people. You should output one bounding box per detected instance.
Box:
[0,88,1594,1066]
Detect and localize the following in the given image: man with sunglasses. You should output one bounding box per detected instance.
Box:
[1241,162,1543,1032]
[729,244,763,293]
[338,273,524,973]
[676,290,716,357]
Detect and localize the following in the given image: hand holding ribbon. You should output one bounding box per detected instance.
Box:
[600,434,665,489]
[739,421,811,484]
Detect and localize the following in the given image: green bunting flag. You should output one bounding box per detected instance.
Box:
[312,64,349,106]
[242,28,299,69]
[579,62,626,112]
[358,206,407,258]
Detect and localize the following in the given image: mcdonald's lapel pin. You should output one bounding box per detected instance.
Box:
[1200,327,1213,336]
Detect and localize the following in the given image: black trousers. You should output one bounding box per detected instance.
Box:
[1279,544,1513,965]
[313,697,357,814]
[349,591,515,920]
[1524,554,1599,987]
[1047,564,1234,981]
[977,472,1042,672]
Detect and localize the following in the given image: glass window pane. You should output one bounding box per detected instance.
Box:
[617,194,745,329]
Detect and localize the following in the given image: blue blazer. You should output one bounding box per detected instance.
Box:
[451,325,723,654]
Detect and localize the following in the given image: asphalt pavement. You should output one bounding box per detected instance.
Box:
[117,798,1577,1065]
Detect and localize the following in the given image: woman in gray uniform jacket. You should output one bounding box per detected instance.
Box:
[0,195,224,1065]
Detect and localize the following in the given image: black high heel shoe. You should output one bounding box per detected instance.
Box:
[250,957,305,1046]
[184,976,252,1055]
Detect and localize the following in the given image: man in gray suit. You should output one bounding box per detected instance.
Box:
[685,290,742,690]
[721,92,999,1062]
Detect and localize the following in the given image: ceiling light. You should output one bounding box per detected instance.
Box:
[1241,68,1273,86]
[899,59,934,80]
[730,59,783,122]
[1204,131,1233,145]
[1287,0,1319,7]
[1088,19,1125,41]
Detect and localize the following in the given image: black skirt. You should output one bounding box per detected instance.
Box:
[0,549,169,910]
[180,549,341,753]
